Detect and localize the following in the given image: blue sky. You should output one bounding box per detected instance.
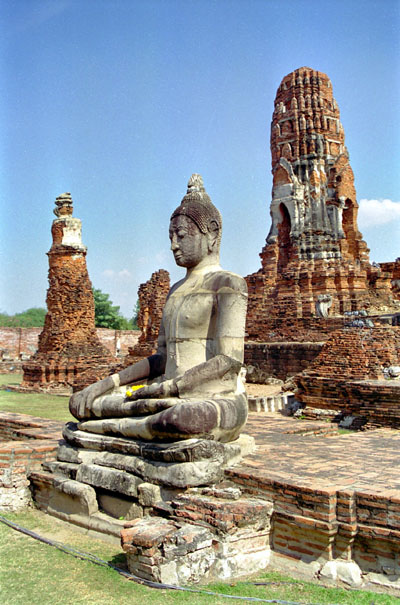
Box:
[1,0,399,317]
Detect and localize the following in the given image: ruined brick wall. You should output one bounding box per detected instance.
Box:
[246,67,395,340]
[0,412,61,511]
[130,269,170,358]
[228,467,400,576]
[0,327,140,361]
[246,315,345,344]
[244,341,324,381]
[295,326,400,427]
[0,440,58,511]
[0,327,42,358]
[298,326,400,381]
[96,329,140,356]
[380,258,400,300]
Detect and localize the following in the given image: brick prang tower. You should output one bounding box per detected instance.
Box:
[246,67,394,341]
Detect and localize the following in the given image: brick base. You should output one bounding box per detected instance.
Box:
[0,413,61,511]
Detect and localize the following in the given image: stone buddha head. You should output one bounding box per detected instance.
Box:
[169,174,222,269]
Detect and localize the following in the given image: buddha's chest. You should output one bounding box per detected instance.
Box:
[163,289,217,339]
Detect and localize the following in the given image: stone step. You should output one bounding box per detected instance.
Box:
[248,392,295,413]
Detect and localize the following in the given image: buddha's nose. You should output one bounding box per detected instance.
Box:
[170,235,179,250]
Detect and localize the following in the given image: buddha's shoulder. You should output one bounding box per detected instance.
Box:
[204,270,248,294]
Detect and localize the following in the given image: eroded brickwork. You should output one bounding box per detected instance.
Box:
[246,67,395,341]
[22,193,115,390]
[128,269,170,359]
[380,258,400,301]
[0,412,61,511]
[244,341,324,381]
[295,326,400,428]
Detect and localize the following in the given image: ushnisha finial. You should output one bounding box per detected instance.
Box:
[187,173,205,193]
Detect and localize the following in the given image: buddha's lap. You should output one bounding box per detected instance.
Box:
[83,393,248,433]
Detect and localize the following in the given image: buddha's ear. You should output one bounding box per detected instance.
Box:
[207,220,220,252]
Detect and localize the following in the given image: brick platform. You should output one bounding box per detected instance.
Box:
[2,409,399,587]
[0,413,62,511]
[233,413,400,496]
[226,414,400,586]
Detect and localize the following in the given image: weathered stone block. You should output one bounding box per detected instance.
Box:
[76,463,143,496]
[138,482,161,507]
[97,491,143,520]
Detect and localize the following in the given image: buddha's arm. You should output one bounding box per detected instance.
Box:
[213,276,247,363]
[70,320,168,419]
[69,358,151,419]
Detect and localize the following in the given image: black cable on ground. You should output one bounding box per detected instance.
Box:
[0,513,341,605]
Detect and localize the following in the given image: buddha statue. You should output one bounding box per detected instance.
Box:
[69,174,248,443]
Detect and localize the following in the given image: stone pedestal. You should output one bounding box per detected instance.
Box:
[121,492,272,584]
[30,425,268,584]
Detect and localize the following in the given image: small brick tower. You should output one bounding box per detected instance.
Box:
[125,269,170,361]
[22,193,115,391]
[246,67,394,340]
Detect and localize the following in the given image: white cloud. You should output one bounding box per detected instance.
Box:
[102,269,115,278]
[118,269,132,279]
[102,269,132,281]
[358,199,400,229]
[136,250,169,266]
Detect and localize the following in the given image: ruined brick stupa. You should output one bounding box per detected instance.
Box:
[246,67,394,340]
[22,193,115,391]
[130,269,170,358]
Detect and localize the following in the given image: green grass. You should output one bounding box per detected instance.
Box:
[0,508,397,605]
[0,374,73,422]
[0,373,23,386]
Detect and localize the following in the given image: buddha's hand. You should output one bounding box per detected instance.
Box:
[69,375,114,420]
[127,378,178,400]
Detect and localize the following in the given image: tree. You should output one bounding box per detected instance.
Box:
[131,300,139,330]
[0,307,47,327]
[92,288,132,330]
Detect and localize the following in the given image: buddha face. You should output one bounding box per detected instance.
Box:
[169,215,209,268]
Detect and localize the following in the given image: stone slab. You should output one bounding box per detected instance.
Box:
[63,422,254,463]
[76,463,143,496]
[92,450,225,488]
